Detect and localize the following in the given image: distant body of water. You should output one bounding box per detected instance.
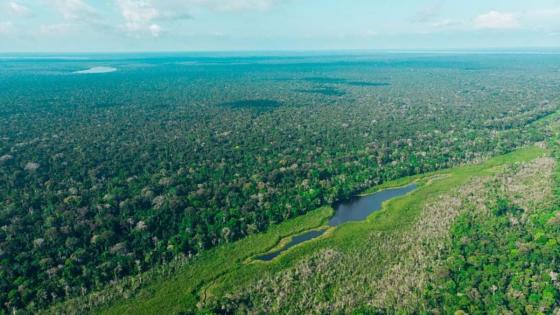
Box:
[74,66,117,74]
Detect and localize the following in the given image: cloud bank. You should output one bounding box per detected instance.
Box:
[1,1,559,51]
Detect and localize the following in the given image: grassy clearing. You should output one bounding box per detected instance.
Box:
[97,146,546,314]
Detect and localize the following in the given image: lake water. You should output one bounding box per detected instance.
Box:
[256,183,417,261]
[328,183,417,226]
[74,66,117,74]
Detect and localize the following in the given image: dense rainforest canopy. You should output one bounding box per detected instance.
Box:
[1,53,559,312]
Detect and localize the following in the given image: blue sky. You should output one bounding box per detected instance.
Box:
[1,0,560,52]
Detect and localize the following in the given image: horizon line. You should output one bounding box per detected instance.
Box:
[2,47,560,56]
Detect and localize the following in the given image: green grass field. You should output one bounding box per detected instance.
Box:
[96,145,546,314]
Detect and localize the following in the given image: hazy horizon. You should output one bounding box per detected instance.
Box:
[2,48,560,56]
[1,1,560,52]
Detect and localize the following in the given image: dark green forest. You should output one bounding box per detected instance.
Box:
[1,54,559,313]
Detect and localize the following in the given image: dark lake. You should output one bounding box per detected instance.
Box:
[328,183,417,226]
[256,183,417,261]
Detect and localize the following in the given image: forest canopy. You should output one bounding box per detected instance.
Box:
[1,53,559,312]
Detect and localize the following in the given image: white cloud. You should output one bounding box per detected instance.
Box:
[117,0,196,37]
[118,0,158,31]
[48,0,98,21]
[117,0,164,37]
[427,7,559,33]
[115,0,284,37]
[8,2,31,17]
[474,11,520,29]
[192,0,280,12]
[149,23,161,37]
